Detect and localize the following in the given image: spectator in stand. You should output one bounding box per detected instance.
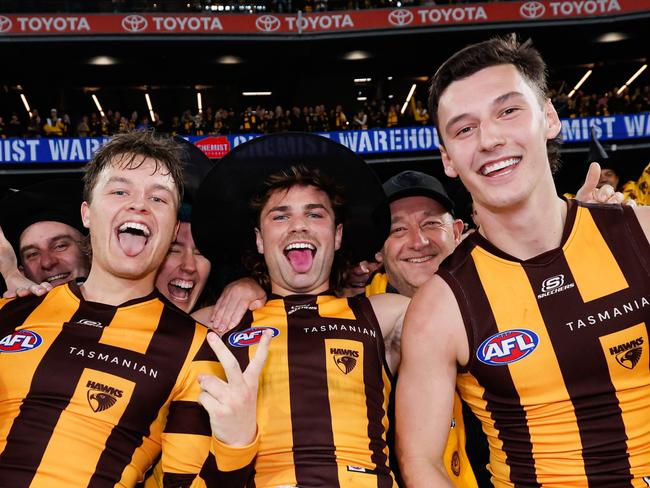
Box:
[170,115,181,135]
[240,106,257,133]
[353,108,368,129]
[26,109,42,137]
[43,109,66,137]
[180,110,195,135]
[76,115,90,137]
[332,104,348,130]
[386,104,399,128]
[0,117,5,139]
[7,114,23,138]
[302,105,313,131]
[413,100,430,125]
[271,105,289,133]
[127,110,138,131]
[203,106,214,129]
[89,112,103,136]
[289,106,306,131]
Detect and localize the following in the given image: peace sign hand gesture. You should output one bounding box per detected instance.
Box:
[198,330,272,446]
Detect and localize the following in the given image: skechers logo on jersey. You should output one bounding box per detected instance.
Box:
[537,274,575,299]
[609,337,644,369]
[75,319,103,328]
[0,330,43,353]
[228,327,279,347]
[330,347,359,374]
[288,304,318,315]
[477,329,539,366]
[86,380,123,413]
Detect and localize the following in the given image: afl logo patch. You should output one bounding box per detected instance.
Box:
[477,329,539,366]
[0,330,43,353]
[228,327,279,347]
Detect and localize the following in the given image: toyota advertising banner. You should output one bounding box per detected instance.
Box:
[1,112,649,164]
[0,1,647,37]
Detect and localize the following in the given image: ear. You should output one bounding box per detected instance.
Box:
[544,99,561,139]
[80,201,90,229]
[452,218,465,244]
[173,220,180,240]
[440,145,458,178]
[375,250,384,264]
[334,223,343,251]
[255,228,264,254]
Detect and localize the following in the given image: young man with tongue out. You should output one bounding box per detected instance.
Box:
[397,35,650,487]
[191,133,410,487]
[0,131,259,486]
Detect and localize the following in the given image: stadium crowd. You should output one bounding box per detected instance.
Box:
[1,85,649,138]
[0,34,649,488]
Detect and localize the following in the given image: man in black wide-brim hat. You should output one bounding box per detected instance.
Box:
[190,132,410,486]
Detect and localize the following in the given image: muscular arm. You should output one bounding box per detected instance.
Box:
[396,275,468,487]
[368,292,410,374]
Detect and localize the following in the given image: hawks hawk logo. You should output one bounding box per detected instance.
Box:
[330,347,359,374]
[609,337,644,370]
[86,380,123,412]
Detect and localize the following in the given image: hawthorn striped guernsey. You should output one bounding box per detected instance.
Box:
[0,282,249,487]
[439,201,650,487]
[222,292,397,488]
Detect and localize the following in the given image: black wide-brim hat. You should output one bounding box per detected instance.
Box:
[191,133,390,267]
[174,136,215,222]
[0,178,85,253]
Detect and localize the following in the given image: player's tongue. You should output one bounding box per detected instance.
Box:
[118,232,147,257]
[286,249,313,273]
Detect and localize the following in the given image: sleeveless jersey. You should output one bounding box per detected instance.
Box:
[222,292,397,488]
[438,201,650,487]
[365,272,479,488]
[0,282,247,487]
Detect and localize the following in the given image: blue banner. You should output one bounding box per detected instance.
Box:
[1,112,649,164]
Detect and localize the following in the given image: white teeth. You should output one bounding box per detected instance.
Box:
[406,256,433,264]
[46,273,68,282]
[285,242,316,251]
[481,157,520,176]
[170,279,194,289]
[118,222,151,237]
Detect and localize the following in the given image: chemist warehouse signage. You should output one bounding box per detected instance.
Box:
[1,112,649,164]
[0,1,646,37]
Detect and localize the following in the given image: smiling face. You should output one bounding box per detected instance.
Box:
[155,221,211,313]
[377,196,462,297]
[255,184,342,296]
[80,156,180,284]
[19,221,90,287]
[437,64,561,211]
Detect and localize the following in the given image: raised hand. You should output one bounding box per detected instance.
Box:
[197,330,272,446]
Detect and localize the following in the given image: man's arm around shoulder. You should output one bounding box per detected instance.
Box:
[396,275,468,487]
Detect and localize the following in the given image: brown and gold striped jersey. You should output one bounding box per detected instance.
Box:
[439,201,650,487]
[221,292,397,488]
[0,282,248,487]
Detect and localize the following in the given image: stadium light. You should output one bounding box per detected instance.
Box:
[616,64,648,95]
[357,96,368,101]
[400,84,417,115]
[20,93,32,116]
[354,78,372,83]
[242,91,272,96]
[91,94,105,118]
[342,50,371,61]
[197,92,203,114]
[145,92,155,123]
[567,69,592,98]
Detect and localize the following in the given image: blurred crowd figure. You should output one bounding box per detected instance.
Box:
[3,0,517,15]
[1,85,648,139]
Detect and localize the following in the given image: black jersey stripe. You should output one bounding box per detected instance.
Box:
[525,247,633,486]
[349,297,393,488]
[286,296,339,487]
[0,293,47,336]
[458,258,540,488]
[164,401,211,436]
[87,306,197,486]
[0,300,115,487]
